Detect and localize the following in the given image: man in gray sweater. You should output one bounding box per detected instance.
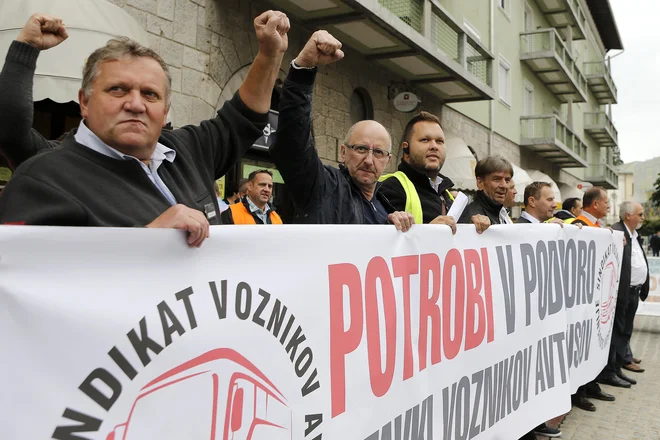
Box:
[0,12,290,246]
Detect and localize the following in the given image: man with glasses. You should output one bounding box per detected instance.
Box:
[270,31,413,230]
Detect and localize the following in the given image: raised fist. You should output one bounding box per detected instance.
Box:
[254,10,290,57]
[295,30,344,68]
[17,13,68,51]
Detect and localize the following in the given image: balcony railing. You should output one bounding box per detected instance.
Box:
[532,0,588,40]
[520,115,588,168]
[584,112,618,147]
[583,61,618,104]
[585,163,618,190]
[520,28,588,103]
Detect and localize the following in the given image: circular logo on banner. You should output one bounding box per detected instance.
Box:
[595,243,620,349]
[393,92,420,113]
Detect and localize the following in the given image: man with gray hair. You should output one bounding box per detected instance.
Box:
[607,202,649,377]
[0,12,290,246]
[458,155,514,225]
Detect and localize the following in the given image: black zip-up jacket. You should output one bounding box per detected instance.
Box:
[0,41,267,226]
[612,221,650,302]
[459,191,506,224]
[379,160,454,224]
[269,67,395,224]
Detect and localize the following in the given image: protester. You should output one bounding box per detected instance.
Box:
[515,181,564,225]
[458,155,513,225]
[0,12,290,246]
[555,196,582,222]
[611,202,648,376]
[503,179,517,211]
[571,186,616,410]
[378,111,489,233]
[269,30,414,231]
[220,169,282,224]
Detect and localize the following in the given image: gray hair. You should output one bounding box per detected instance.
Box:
[474,155,514,179]
[619,201,637,221]
[81,37,172,107]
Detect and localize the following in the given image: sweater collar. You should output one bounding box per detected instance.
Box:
[475,190,504,215]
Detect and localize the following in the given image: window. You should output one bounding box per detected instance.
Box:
[523,80,534,115]
[523,2,533,31]
[350,87,374,125]
[498,56,511,106]
[498,0,510,19]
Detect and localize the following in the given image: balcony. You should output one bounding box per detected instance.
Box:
[520,115,588,168]
[520,28,588,103]
[265,0,495,102]
[583,61,618,104]
[585,163,618,189]
[584,112,618,147]
[531,0,588,40]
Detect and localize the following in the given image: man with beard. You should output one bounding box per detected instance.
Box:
[378,112,490,233]
[220,169,282,224]
[458,155,514,225]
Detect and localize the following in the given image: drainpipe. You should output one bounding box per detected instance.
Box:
[488,0,494,156]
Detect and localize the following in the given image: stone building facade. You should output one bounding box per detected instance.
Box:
[107,0,521,180]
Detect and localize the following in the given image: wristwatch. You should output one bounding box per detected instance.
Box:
[291,58,315,70]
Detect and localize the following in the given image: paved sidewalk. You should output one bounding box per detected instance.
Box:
[556,314,660,440]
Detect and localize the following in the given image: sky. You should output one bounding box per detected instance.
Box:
[609,0,660,164]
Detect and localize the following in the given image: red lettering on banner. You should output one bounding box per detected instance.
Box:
[419,253,441,371]
[392,255,419,381]
[365,257,397,398]
[328,263,363,418]
[328,249,496,418]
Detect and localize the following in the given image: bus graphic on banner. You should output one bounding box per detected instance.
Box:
[106,348,291,440]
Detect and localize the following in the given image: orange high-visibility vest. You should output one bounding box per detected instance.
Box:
[229,202,282,224]
[574,214,600,228]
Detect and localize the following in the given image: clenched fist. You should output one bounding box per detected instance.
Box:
[254,10,290,58]
[17,14,68,51]
[295,30,344,68]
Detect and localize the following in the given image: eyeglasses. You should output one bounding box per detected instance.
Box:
[345,144,391,160]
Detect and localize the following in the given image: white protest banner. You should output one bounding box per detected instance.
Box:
[0,224,622,440]
[636,257,660,316]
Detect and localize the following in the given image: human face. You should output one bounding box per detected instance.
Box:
[626,203,645,230]
[247,173,274,209]
[340,121,391,191]
[592,191,609,219]
[477,170,511,205]
[79,57,169,161]
[532,186,557,221]
[570,200,583,217]
[504,179,517,208]
[404,121,446,176]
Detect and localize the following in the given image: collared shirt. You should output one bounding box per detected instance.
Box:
[429,176,443,193]
[74,121,177,206]
[246,197,271,224]
[520,211,540,223]
[500,208,513,224]
[581,211,600,227]
[625,224,649,286]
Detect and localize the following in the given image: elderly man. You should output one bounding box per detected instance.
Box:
[269,31,413,230]
[459,155,513,225]
[221,169,282,225]
[0,12,289,246]
[606,202,649,379]
[378,111,489,234]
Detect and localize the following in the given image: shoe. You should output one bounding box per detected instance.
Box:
[587,388,616,401]
[597,374,631,388]
[623,362,645,373]
[633,357,642,364]
[571,395,596,411]
[534,423,562,438]
[616,370,637,385]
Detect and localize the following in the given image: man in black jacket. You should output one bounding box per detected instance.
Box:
[458,156,514,225]
[379,111,489,233]
[610,202,649,376]
[270,31,413,230]
[0,12,289,246]
[515,182,564,225]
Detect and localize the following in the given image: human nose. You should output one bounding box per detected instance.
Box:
[123,90,146,113]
